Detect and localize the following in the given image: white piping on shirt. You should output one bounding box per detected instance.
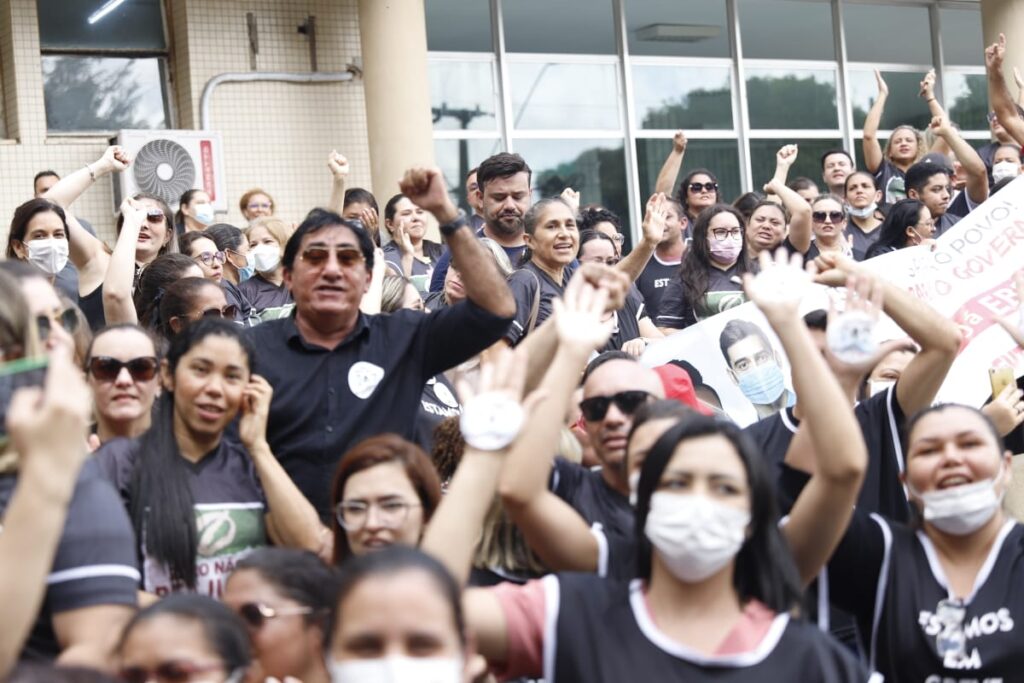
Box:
[542,574,561,683]
[916,519,1016,603]
[47,563,141,585]
[867,513,894,673]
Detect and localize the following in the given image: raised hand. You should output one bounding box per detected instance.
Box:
[986,33,1006,71]
[776,144,799,170]
[327,150,350,180]
[823,273,891,374]
[929,115,954,139]
[920,69,936,99]
[641,192,668,245]
[874,69,889,97]
[398,167,458,223]
[576,262,629,313]
[118,197,148,229]
[560,187,580,214]
[743,248,814,323]
[392,218,414,254]
[239,374,274,452]
[98,145,130,174]
[673,130,688,153]
[982,382,1024,437]
[552,273,614,356]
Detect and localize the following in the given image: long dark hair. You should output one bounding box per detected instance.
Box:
[129,319,254,589]
[157,277,221,342]
[678,204,749,309]
[6,198,68,259]
[677,168,721,217]
[135,254,200,330]
[865,198,926,259]
[233,548,340,628]
[175,189,206,230]
[634,416,803,613]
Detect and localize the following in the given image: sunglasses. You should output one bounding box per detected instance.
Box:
[579,390,651,422]
[300,245,365,268]
[88,356,159,382]
[36,308,79,341]
[689,182,718,193]
[236,602,313,630]
[200,304,239,320]
[118,661,226,683]
[194,250,226,266]
[812,210,846,223]
[146,209,166,223]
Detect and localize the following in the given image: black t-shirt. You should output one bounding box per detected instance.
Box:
[238,274,292,313]
[79,285,106,331]
[545,574,873,682]
[222,280,257,326]
[934,190,977,239]
[601,288,645,353]
[506,262,571,346]
[413,374,461,454]
[0,460,138,661]
[635,254,681,322]
[247,301,511,517]
[94,436,268,598]
[874,160,907,206]
[830,514,1024,682]
[429,227,527,293]
[655,262,746,330]
[382,239,446,280]
[550,458,633,540]
[847,220,883,261]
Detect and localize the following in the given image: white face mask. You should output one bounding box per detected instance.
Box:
[644,492,749,582]
[251,243,282,273]
[992,161,1020,184]
[193,202,215,225]
[848,202,878,219]
[26,237,69,275]
[911,470,1004,536]
[628,471,641,507]
[328,656,462,683]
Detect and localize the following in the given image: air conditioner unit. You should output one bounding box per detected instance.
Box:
[112,130,228,212]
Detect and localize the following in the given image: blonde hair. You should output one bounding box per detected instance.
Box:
[245,216,289,247]
[883,125,926,166]
[238,188,275,215]
[380,272,411,313]
[0,271,40,361]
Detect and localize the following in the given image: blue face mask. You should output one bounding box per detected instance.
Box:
[237,262,255,283]
[737,362,786,405]
[193,202,215,225]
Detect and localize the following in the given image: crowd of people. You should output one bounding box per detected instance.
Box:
[4,32,1024,683]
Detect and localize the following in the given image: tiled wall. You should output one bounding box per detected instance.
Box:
[0,0,371,244]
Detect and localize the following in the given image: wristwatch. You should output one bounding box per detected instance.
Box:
[440,210,470,238]
[460,392,525,451]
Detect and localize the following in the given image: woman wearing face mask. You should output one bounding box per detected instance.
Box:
[416,261,871,680]
[864,198,934,259]
[223,548,338,683]
[504,198,580,346]
[239,217,292,314]
[94,319,324,598]
[5,198,72,291]
[85,324,161,446]
[382,194,445,288]
[330,434,443,564]
[844,172,884,260]
[821,404,1023,681]
[863,70,926,205]
[176,189,216,234]
[656,204,750,332]
[117,594,252,683]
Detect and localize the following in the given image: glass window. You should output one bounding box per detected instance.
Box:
[425,0,492,52]
[509,61,620,130]
[434,138,503,213]
[502,0,615,55]
[844,4,931,65]
[849,69,931,131]
[514,138,630,229]
[625,0,730,59]
[636,138,741,203]
[749,138,841,191]
[42,56,169,132]
[940,8,983,67]
[945,72,989,132]
[430,59,498,132]
[738,0,834,61]
[37,0,165,50]
[633,64,732,130]
[745,67,838,130]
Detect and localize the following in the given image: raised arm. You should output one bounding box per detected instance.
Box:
[920,69,947,121]
[359,247,388,315]
[401,168,515,318]
[44,146,128,210]
[327,151,349,215]
[986,34,1024,147]
[930,115,989,205]
[654,130,687,195]
[498,276,614,574]
[765,145,812,253]
[240,376,325,553]
[862,70,889,174]
[102,199,145,325]
[615,193,666,283]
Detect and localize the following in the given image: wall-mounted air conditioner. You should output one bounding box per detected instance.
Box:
[112,130,227,212]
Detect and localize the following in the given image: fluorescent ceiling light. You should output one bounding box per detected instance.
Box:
[88,0,128,25]
[635,23,721,42]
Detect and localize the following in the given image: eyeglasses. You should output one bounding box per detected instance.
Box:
[193,250,226,266]
[88,356,159,382]
[689,182,718,193]
[146,209,166,223]
[710,227,743,241]
[335,498,421,531]
[236,602,313,630]
[300,245,366,268]
[199,304,239,320]
[609,233,625,244]
[812,210,846,224]
[118,661,226,683]
[247,202,273,211]
[579,390,652,422]
[36,308,79,341]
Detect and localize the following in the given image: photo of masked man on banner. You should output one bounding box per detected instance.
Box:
[718,319,794,418]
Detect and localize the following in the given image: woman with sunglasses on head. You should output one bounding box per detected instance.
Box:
[655,204,750,332]
[205,224,257,326]
[223,548,338,683]
[94,319,324,599]
[176,189,216,234]
[864,198,934,259]
[239,217,293,316]
[39,147,177,331]
[116,594,251,683]
[84,325,161,446]
[157,278,236,344]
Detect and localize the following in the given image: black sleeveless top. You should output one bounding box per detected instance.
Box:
[79,285,106,331]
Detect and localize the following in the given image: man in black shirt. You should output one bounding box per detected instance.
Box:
[635,197,685,322]
[250,168,515,517]
[907,121,988,238]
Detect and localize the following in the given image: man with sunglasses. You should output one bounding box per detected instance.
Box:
[549,352,664,538]
[248,169,515,518]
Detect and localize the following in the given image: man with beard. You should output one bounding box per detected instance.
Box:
[429,153,532,292]
[635,196,685,321]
